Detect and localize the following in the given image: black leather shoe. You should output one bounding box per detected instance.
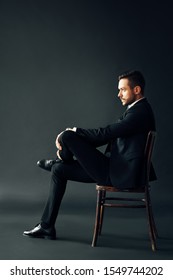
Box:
[37,159,57,171]
[23,224,56,240]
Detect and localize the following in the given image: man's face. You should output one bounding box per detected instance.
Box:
[118,78,138,106]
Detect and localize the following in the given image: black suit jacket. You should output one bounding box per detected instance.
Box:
[76,98,156,189]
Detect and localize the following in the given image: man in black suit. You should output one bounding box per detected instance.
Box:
[23,70,156,240]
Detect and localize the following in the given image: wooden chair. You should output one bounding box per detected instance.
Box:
[92,131,158,251]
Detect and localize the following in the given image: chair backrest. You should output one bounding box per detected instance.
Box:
[144,131,156,184]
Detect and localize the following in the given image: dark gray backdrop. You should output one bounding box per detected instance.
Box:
[0,0,172,259]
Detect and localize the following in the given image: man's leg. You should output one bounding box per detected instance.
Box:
[23,131,111,239]
[59,130,111,184]
[23,160,96,239]
[41,129,111,227]
[41,160,95,228]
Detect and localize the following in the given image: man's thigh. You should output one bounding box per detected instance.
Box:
[58,131,111,185]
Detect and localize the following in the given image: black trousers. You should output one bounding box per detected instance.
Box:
[41,130,112,228]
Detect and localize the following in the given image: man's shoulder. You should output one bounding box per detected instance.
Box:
[126,98,155,122]
[135,97,148,106]
[129,98,152,111]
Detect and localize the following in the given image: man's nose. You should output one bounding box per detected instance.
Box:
[118,91,121,98]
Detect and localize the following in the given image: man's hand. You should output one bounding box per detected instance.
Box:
[56,150,62,160]
[55,131,64,150]
[65,127,77,132]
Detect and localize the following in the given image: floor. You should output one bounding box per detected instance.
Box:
[0,181,173,260]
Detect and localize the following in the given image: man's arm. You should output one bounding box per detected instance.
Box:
[76,105,150,143]
[56,127,108,149]
[55,102,151,151]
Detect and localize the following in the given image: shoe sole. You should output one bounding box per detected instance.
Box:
[23,233,56,240]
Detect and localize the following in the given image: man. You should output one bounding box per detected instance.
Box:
[23,70,156,240]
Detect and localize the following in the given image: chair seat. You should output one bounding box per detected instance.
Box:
[96,185,145,193]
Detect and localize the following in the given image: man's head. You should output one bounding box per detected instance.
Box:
[118,70,145,106]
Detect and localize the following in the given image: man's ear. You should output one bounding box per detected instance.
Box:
[134,86,141,95]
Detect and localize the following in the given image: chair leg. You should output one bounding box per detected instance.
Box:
[145,189,157,251]
[98,190,106,235]
[147,187,158,239]
[92,190,102,247]
[147,190,158,239]
[151,211,158,239]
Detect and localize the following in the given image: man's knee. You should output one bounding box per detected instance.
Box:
[59,130,76,145]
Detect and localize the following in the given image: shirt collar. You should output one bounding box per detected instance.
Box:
[127,97,146,109]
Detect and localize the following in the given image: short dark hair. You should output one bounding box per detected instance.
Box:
[118,70,145,93]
